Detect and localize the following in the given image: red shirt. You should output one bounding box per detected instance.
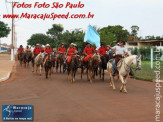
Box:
[58,47,66,53]
[68,47,77,56]
[33,48,41,55]
[18,47,24,51]
[83,47,95,55]
[40,48,44,52]
[45,48,52,54]
[98,47,108,56]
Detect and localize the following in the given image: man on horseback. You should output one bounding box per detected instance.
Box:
[108,41,128,76]
[44,44,52,63]
[33,44,41,58]
[98,42,109,56]
[17,45,24,60]
[66,43,77,64]
[58,43,66,59]
[82,42,96,63]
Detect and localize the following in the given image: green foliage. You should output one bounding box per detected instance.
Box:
[27,33,52,46]
[131,25,139,38]
[99,25,130,45]
[46,24,64,48]
[131,46,163,60]
[0,21,10,38]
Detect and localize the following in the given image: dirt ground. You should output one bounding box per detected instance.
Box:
[0,61,162,122]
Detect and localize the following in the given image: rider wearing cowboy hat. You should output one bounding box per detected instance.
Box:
[44,44,52,54]
[108,41,128,76]
[65,43,77,63]
[83,42,95,56]
[33,44,41,57]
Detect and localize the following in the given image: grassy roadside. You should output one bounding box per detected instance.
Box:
[132,61,163,81]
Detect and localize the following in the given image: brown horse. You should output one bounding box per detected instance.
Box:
[24,51,32,67]
[81,53,101,83]
[56,53,65,73]
[44,54,53,79]
[67,55,81,83]
[18,51,24,66]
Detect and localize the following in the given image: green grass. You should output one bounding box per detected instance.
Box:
[0,51,8,54]
[132,61,163,81]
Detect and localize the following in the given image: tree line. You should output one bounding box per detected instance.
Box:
[0,20,162,49]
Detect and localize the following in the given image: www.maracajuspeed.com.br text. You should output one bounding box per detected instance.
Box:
[2,12,94,20]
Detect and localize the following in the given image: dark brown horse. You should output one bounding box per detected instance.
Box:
[24,51,32,67]
[44,54,53,79]
[67,55,81,83]
[56,53,65,73]
[81,53,101,83]
[18,51,24,66]
[99,53,113,80]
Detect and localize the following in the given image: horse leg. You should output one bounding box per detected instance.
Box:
[99,68,101,79]
[89,69,93,84]
[119,75,126,92]
[67,67,70,81]
[39,65,42,76]
[103,69,105,81]
[60,63,62,73]
[71,69,73,83]
[87,68,89,81]
[56,61,58,72]
[110,72,116,90]
[123,75,128,93]
[73,70,76,83]
[81,67,83,80]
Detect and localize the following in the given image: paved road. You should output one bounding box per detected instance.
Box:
[0,62,162,122]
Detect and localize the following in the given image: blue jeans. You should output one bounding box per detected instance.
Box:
[112,59,116,73]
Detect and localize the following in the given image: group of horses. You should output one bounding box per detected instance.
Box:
[17,50,142,93]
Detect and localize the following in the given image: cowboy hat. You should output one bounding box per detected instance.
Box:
[46,44,50,47]
[70,43,75,46]
[36,43,40,46]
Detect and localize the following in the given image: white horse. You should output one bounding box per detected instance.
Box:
[107,55,141,93]
[33,52,44,76]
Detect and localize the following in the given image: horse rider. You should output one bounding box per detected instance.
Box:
[66,43,77,64]
[82,42,96,63]
[33,44,41,58]
[17,45,24,60]
[44,44,52,63]
[108,41,128,76]
[98,42,109,57]
[58,43,66,59]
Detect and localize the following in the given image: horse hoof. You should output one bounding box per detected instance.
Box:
[123,90,128,93]
[71,80,73,83]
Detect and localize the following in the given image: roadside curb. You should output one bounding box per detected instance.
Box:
[0,72,11,83]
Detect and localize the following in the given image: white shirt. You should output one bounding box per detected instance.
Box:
[113,46,127,55]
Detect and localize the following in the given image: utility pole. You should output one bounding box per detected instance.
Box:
[11,1,14,61]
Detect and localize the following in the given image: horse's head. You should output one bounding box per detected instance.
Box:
[133,55,142,70]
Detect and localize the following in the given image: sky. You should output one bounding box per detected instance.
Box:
[0,0,163,47]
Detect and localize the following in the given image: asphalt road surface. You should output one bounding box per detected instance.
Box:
[0,62,162,122]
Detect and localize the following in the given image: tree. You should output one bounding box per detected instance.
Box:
[0,21,10,38]
[99,25,130,45]
[46,24,64,48]
[131,25,139,41]
[61,29,85,50]
[27,33,52,46]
